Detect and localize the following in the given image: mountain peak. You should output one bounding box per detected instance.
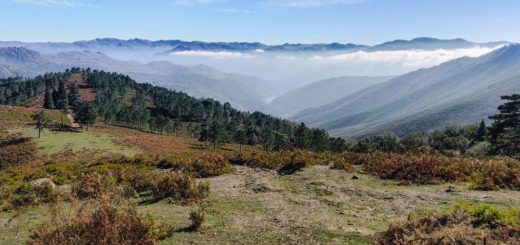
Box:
[0,47,41,61]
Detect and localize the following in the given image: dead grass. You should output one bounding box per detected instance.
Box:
[378,202,520,244]
[28,196,172,245]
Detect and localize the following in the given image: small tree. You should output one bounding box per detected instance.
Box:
[272,132,289,151]
[476,119,488,142]
[234,129,247,151]
[33,111,49,138]
[210,121,225,149]
[69,81,80,111]
[198,126,209,148]
[173,120,182,137]
[75,102,96,131]
[43,88,54,109]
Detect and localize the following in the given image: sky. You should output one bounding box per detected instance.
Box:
[1,0,519,44]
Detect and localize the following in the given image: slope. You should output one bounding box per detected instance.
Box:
[269,76,393,117]
[293,44,520,137]
[0,47,272,112]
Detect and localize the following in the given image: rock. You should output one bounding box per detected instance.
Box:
[351,175,359,180]
[30,178,56,189]
[445,186,456,193]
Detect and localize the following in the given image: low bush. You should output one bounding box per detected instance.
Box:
[8,182,59,209]
[152,171,210,204]
[229,150,332,174]
[71,171,116,199]
[362,152,477,184]
[158,153,234,177]
[29,197,173,245]
[189,207,206,231]
[0,133,36,167]
[379,202,520,244]
[470,158,520,191]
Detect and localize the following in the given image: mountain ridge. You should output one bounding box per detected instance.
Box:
[0,47,273,112]
[293,44,520,137]
[0,37,510,54]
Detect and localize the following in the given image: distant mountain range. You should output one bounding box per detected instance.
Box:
[269,76,394,117]
[1,37,518,138]
[292,44,520,138]
[0,37,509,55]
[0,47,273,112]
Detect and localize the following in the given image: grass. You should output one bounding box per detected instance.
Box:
[9,127,139,157]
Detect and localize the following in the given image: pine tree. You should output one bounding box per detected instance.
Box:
[43,88,54,109]
[476,119,488,142]
[210,121,225,149]
[294,123,307,149]
[33,110,49,138]
[234,129,246,151]
[69,81,80,111]
[489,94,520,157]
[199,126,209,148]
[75,102,96,131]
[57,80,68,111]
[272,132,289,151]
[330,137,347,153]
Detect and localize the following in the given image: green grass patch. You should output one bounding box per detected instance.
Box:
[9,127,139,156]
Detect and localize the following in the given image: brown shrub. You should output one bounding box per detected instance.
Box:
[29,198,170,245]
[191,153,233,177]
[152,171,209,204]
[362,152,477,184]
[158,153,234,177]
[0,133,36,167]
[8,182,59,209]
[379,203,520,244]
[470,158,520,191]
[71,171,116,199]
[229,150,331,175]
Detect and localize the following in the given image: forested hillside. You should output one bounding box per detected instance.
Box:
[0,68,345,152]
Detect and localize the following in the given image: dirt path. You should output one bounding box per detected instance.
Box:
[159,165,520,244]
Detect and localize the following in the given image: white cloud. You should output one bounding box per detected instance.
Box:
[171,51,255,59]
[275,54,298,60]
[10,0,91,7]
[309,46,500,68]
[268,0,367,8]
[217,8,255,14]
[174,0,226,5]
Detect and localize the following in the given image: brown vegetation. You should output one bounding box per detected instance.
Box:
[352,151,520,189]
[29,197,172,245]
[378,202,520,244]
[0,133,36,167]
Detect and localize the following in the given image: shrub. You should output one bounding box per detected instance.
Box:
[29,198,171,245]
[362,152,477,184]
[8,182,59,208]
[469,158,520,191]
[191,153,233,177]
[228,150,329,174]
[152,171,209,204]
[0,133,36,167]
[156,153,233,177]
[189,207,206,231]
[465,141,491,157]
[71,171,116,199]
[378,202,520,244]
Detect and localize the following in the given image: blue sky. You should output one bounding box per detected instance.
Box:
[1,0,519,44]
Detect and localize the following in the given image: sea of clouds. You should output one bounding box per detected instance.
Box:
[163,45,501,91]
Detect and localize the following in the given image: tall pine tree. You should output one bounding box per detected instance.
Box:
[489,94,520,157]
